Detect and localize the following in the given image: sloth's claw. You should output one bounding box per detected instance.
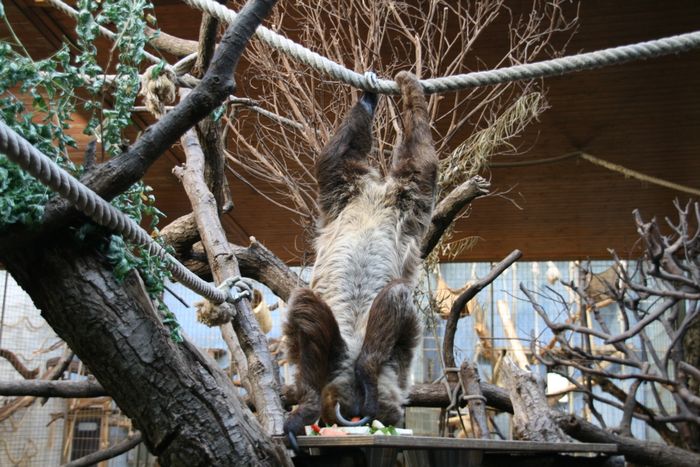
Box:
[335,402,371,427]
[287,431,300,453]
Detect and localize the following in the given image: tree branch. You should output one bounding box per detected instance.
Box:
[62,432,143,467]
[443,249,522,371]
[145,26,198,57]
[421,176,490,258]
[0,345,73,422]
[459,361,490,439]
[174,109,287,438]
[503,360,570,442]
[279,381,514,414]
[160,213,200,258]
[0,348,39,379]
[192,3,222,79]
[0,379,106,398]
[554,412,700,467]
[161,214,303,302]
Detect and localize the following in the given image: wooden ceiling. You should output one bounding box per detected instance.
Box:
[3,0,700,264]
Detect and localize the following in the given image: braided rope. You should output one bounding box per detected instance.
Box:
[0,121,227,304]
[185,0,700,94]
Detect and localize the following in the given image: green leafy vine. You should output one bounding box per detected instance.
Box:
[0,0,183,340]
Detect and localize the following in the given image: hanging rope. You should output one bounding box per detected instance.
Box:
[0,121,228,304]
[184,0,700,94]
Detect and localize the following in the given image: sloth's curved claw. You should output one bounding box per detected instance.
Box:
[359,71,379,116]
[364,70,379,90]
[335,402,371,427]
[287,431,300,453]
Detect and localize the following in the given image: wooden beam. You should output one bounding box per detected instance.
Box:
[287,435,617,453]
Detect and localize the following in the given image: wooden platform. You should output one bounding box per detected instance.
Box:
[285,436,619,467]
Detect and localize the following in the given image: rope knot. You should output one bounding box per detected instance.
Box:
[362,70,379,92]
[194,276,255,326]
[218,275,255,303]
[139,64,177,117]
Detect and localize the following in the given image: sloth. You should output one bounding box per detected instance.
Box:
[283,71,437,441]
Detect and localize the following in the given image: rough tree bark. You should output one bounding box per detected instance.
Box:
[2,246,287,465]
[459,361,489,439]
[501,360,570,443]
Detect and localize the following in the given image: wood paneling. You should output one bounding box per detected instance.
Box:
[4,0,700,263]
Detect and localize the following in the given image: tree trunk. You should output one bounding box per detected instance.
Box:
[502,360,570,443]
[1,241,287,466]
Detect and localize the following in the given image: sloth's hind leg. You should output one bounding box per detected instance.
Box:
[355,280,420,423]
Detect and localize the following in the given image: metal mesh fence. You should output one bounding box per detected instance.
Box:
[413,260,677,440]
[0,270,155,466]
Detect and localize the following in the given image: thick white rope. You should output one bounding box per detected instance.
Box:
[185,0,700,94]
[0,121,228,304]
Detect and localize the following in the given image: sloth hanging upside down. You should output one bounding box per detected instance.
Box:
[283,71,438,444]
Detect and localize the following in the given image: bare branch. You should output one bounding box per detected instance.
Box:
[521,202,700,449]
[62,433,143,467]
[421,176,490,259]
[0,348,39,379]
[606,296,678,344]
[443,250,522,371]
[0,379,106,398]
[174,103,287,437]
[145,26,197,57]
